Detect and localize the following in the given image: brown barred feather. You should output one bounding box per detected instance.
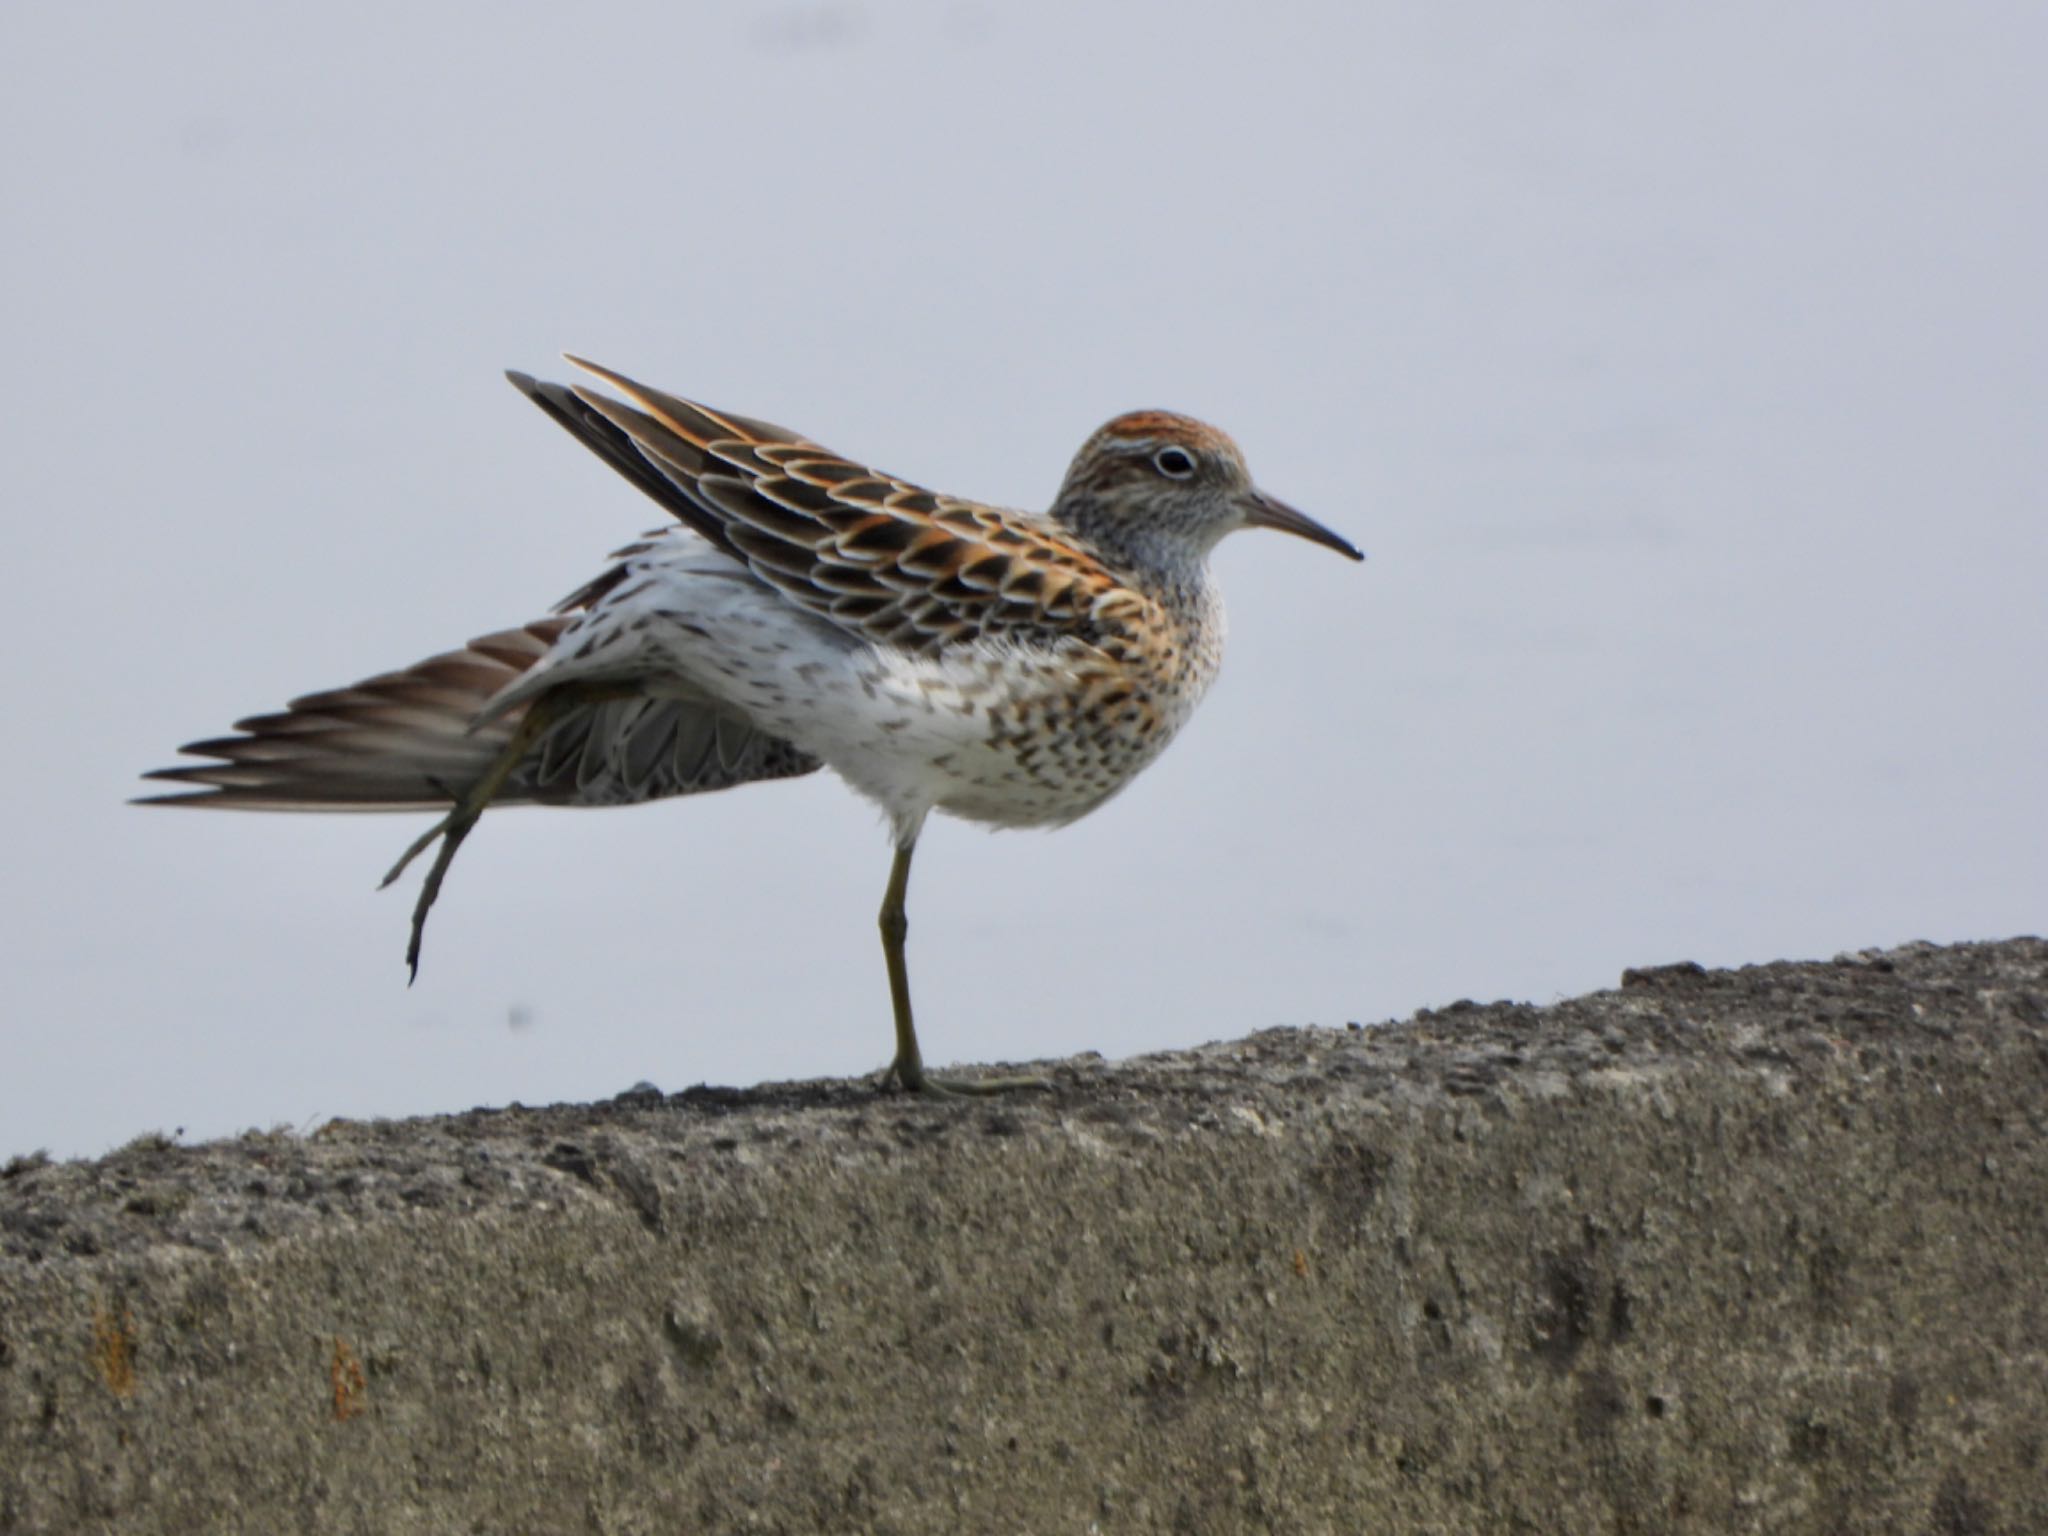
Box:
[542,359,1133,658]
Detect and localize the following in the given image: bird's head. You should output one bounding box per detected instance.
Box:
[1052,411,1363,569]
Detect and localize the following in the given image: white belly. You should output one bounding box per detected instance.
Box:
[499,532,1214,838]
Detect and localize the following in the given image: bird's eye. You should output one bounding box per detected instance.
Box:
[1152,445,1197,479]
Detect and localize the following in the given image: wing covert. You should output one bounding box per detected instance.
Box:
[514,358,1131,655]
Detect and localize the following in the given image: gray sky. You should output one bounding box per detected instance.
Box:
[4,3,2043,1158]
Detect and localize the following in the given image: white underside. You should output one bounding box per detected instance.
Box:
[485,531,1192,841]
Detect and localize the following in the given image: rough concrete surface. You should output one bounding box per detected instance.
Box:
[2,937,2044,1534]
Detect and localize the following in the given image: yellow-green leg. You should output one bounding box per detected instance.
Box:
[880,836,1050,1096]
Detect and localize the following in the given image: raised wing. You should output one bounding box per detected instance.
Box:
[509,359,1128,654]
[138,619,820,811]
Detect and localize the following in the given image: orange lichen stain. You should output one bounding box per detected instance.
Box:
[92,1300,138,1397]
[329,1336,367,1421]
[1291,1248,1310,1280]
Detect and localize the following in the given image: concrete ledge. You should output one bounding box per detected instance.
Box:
[3,938,2045,1533]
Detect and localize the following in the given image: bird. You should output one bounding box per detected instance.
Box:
[139,358,1364,1095]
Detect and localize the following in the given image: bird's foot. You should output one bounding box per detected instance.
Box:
[375,703,561,981]
[883,1055,1052,1097]
[379,799,486,984]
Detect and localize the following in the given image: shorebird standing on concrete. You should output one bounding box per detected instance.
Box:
[141,359,1364,1094]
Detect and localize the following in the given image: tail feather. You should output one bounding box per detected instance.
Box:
[138,622,569,811]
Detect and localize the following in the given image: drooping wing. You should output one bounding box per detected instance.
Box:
[509,359,1128,655]
[137,619,820,811]
[509,692,819,807]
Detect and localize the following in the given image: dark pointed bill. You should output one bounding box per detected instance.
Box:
[1247,490,1365,561]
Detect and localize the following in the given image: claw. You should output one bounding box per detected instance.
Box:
[884,1060,1053,1097]
[380,697,563,980]
[402,808,483,983]
[380,817,450,891]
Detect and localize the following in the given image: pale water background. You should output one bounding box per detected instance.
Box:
[3,4,2042,1158]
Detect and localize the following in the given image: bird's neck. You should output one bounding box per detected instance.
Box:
[1054,499,1221,598]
